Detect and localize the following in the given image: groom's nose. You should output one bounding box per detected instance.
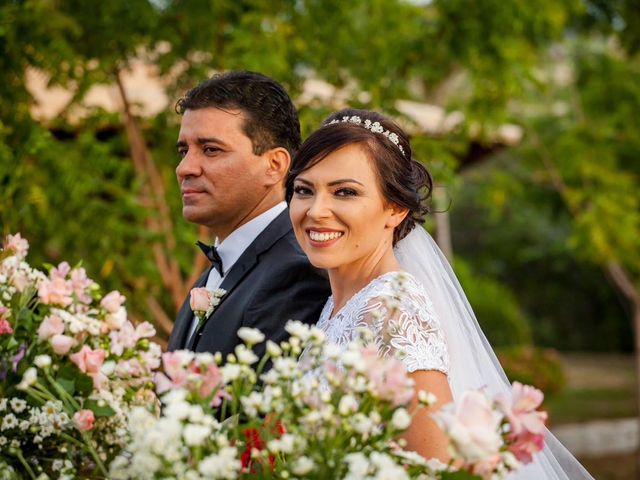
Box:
[176,150,201,179]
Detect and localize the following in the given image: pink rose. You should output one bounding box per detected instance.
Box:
[70,346,106,375]
[70,346,106,388]
[4,233,29,259]
[50,334,76,355]
[190,287,212,314]
[73,409,95,432]
[101,291,125,313]
[434,390,503,463]
[38,277,73,306]
[0,318,13,335]
[38,314,65,341]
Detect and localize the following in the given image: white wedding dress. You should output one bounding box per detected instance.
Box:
[315,271,449,375]
[307,226,593,479]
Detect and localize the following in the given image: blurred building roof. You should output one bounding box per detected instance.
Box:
[27,64,522,145]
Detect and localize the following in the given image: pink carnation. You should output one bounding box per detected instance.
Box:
[38,277,73,306]
[70,345,106,388]
[509,430,545,464]
[101,290,125,313]
[70,268,93,304]
[433,390,503,464]
[496,382,547,436]
[361,344,413,406]
[0,318,13,335]
[496,382,548,464]
[73,409,95,432]
[38,314,65,341]
[4,233,29,259]
[51,262,71,279]
[50,334,76,355]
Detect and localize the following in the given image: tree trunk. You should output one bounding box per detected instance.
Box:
[605,261,640,478]
[433,185,454,263]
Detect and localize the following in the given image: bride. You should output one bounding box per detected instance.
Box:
[285,108,593,479]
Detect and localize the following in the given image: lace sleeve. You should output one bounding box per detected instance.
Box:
[359,274,449,375]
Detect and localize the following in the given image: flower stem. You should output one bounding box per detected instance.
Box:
[60,432,108,477]
[11,448,37,480]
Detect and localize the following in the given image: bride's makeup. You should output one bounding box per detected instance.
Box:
[289,144,399,271]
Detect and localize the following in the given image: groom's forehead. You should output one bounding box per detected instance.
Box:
[179,107,249,137]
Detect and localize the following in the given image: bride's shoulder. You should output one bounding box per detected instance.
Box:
[368,271,426,298]
[363,271,433,312]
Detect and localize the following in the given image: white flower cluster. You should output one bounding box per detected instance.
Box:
[327,115,406,156]
[109,389,238,480]
[112,321,443,479]
[0,399,71,449]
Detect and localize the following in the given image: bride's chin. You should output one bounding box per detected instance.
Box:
[306,254,338,270]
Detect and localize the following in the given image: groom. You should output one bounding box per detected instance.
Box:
[168,71,330,358]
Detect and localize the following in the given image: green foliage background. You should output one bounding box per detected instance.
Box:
[1,0,638,353]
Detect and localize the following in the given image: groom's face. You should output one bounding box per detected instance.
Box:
[176,107,270,239]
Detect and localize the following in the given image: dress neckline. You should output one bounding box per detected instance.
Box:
[326,270,407,321]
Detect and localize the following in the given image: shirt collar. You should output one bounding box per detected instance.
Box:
[215,202,287,275]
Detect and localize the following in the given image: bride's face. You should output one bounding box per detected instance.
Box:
[289,143,405,270]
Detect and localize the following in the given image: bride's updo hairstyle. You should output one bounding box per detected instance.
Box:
[286,108,433,244]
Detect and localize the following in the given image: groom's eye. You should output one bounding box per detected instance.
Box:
[203,146,222,155]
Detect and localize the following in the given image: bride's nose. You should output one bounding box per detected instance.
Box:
[306,194,332,219]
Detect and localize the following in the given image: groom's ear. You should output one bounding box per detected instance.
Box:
[264,147,291,186]
[385,203,409,229]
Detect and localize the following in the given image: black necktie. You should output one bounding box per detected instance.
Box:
[196,241,224,276]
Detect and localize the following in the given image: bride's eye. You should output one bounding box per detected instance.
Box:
[293,185,313,196]
[335,188,358,197]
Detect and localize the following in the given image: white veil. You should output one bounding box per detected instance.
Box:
[394,225,594,479]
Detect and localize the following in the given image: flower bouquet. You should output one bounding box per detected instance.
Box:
[0,234,161,478]
[111,320,548,479]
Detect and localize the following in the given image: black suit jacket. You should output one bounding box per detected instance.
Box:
[168,210,331,360]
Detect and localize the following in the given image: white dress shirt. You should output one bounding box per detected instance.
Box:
[186,202,288,344]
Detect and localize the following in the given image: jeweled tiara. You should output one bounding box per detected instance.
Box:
[326,116,406,156]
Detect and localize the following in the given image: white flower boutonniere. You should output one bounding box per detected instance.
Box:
[190,287,226,328]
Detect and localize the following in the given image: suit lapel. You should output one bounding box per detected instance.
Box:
[192,210,293,347]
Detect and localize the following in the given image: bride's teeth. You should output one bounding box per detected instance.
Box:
[310,231,342,242]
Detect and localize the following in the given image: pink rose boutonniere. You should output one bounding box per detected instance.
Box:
[190,287,226,328]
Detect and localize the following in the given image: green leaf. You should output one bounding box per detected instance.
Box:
[56,377,76,396]
[83,399,116,417]
[75,373,94,396]
[440,471,482,480]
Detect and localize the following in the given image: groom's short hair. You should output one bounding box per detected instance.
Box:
[175,71,301,156]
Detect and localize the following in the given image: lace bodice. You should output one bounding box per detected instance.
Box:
[315,271,449,374]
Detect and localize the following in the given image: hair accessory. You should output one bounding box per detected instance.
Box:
[326,116,406,156]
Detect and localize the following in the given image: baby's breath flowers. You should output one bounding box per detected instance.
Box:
[0,233,161,479]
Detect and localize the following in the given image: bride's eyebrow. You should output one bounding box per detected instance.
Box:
[327,179,364,187]
[294,177,313,186]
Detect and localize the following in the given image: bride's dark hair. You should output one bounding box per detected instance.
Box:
[286,108,433,244]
